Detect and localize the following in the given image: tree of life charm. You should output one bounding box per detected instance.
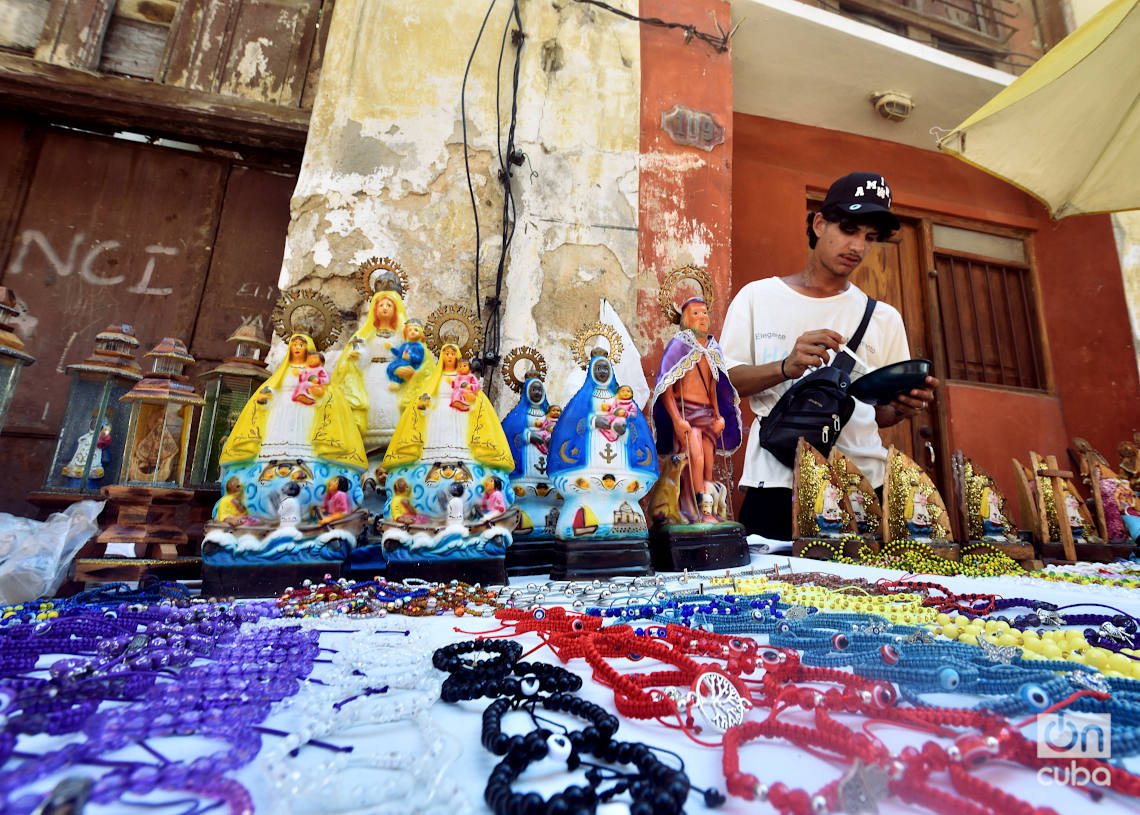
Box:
[692,671,749,732]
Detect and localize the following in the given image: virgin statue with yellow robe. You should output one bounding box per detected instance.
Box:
[377,307,516,570]
[332,258,435,464]
[212,289,366,540]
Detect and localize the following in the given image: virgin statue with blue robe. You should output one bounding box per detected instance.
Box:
[502,373,562,540]
[547,350,658,540]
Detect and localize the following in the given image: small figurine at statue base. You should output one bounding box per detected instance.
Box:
[547,324,659,579]
[645,281,748,572]
[368,313,515,584]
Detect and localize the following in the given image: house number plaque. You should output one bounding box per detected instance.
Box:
[661,105,724,152]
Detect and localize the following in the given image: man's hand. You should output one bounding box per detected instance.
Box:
[877,374,941,426]
[782,329,844,379]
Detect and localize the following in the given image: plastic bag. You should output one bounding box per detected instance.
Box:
[0,500,103,604]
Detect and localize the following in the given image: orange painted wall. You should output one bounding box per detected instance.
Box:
[942,383,1069,528]
[638,0,733,385]
[731,113,1140,515]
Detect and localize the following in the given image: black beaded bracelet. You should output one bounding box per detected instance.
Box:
[442,659,582,703]
[433,639,523,676]
[481,691,619,756]
[484,732,693,815]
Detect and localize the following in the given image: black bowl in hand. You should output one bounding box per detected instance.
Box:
[848,358,933,405]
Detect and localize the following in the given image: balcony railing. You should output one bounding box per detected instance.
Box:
[822,0,1037,71]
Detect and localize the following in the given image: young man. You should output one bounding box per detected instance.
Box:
[720,172,939,540]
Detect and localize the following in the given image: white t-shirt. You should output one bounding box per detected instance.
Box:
[720,277,911,490]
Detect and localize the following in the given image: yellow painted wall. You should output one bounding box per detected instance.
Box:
[278,0,643,406]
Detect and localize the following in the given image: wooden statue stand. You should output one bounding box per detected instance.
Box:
[649,523,749,572]
[951,451,1039,570]
[1079,444,1140,549]
[505,539,556,576]
[551,538,653,580]
[1017,452,1129,563]
[75,485,201,583]
[27,491,107,522]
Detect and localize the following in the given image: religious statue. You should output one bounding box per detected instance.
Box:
[333,258,435,467]
[127,405,181,483]
[61,412,113,487]
[884,445,953,550]
[979,485,1009,539]
[500,347,564,562]
[647,281,742,526]
[375,306,516,582]
[547,323,658,542]
[829,450,883,540]
[204,289,367,568]
[792,439,856,547]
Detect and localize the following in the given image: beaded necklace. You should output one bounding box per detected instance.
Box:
[802,536,1024,577]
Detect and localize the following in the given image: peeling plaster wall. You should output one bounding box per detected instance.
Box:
[280,0,641,408]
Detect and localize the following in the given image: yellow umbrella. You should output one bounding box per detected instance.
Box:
[937,0,1140,218]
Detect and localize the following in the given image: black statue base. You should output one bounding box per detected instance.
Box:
[550,537,653,580]
[202,561,344,598]
[384,556,507,585]
[346,540,388,578]
[506,537,556,576]
[650,522,749,572]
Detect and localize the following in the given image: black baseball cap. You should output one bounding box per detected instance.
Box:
[820,172,900,231]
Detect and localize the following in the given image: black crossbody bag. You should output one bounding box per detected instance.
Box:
[758,296,877,467]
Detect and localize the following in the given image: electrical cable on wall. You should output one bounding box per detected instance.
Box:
[460,0,524,395]
[461,0,500,326]
[481,0,525,393]
[572,0,739,52]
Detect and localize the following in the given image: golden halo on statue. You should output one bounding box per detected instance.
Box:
[424,304,484,359]
[355,256,409,301]
[570,322,623,370]
[500,346,548,393]
[272,289,343,351]
[659,265,714,325]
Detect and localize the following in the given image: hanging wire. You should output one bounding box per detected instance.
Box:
[471,0,524,394]
[461,0,500,323]
[572,0,738,52]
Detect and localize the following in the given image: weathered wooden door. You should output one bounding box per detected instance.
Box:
[854,220,948,499]
[0,115,294,515]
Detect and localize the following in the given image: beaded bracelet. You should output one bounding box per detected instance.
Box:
[484,731,695,815]
[481,691,619,756]
[432,638,523,675]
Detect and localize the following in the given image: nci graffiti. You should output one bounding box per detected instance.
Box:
[6,229,178,296]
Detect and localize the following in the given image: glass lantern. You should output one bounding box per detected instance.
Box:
[189,323,270,490]
[118,338,204,488]
[0,287,34,433]
[40,324,142,495]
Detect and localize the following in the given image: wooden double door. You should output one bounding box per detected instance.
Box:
[854,219,948,499]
